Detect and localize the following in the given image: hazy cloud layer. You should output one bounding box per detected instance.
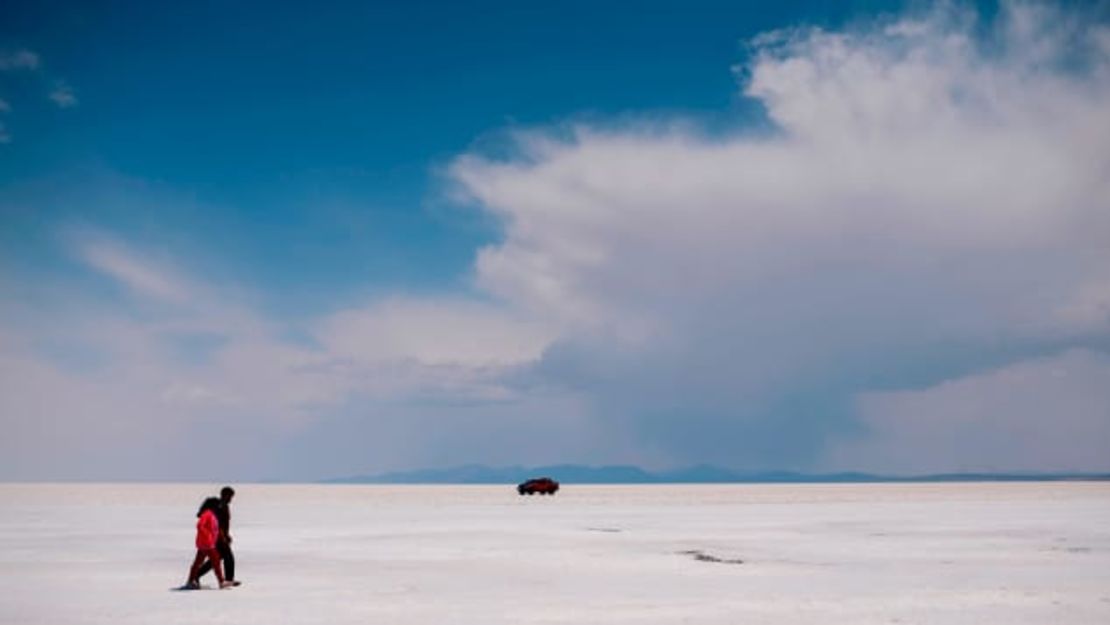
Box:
[0,230,563,480]
[828,349,1110,474]
[2,2,1108,479]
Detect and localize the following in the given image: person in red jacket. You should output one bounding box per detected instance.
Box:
[184,497,234,589]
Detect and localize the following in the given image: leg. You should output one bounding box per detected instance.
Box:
[196,555,212,580]
[186,550,207,586]
[219,541,235,581]
[205,548,226,585]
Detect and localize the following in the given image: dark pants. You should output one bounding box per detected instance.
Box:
[197,540,235,581]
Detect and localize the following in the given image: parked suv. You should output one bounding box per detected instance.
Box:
[517,477,559,495]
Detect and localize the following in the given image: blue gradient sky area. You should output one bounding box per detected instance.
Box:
[2,0,904,312]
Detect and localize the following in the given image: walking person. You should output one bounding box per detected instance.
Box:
[184,497,235,589]
[197,486,239,586]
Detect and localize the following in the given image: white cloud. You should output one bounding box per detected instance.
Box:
[0,49,39,71]
[1054,279,1110,334]
[0,49,77,143]
[316,297,555,368]
[450,1,1110,469]
[455,8,1110,339]
[49,81,78,108]
[72,235,192,304]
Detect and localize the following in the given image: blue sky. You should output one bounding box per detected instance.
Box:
[2,0,905,312]
[2,1,1109,480]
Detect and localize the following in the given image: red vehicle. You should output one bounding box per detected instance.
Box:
[517,477,559,495]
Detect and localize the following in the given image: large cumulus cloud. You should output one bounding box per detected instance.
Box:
[452,1,1110,470]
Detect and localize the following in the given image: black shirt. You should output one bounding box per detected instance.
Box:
[215,502,231,536]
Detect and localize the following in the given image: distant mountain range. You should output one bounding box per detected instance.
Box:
[323,464,1110,484]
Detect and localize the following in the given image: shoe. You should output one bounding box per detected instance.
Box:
[183,580,200,590]
[219,581,237,589]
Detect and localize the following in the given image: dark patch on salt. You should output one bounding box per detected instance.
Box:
[679,549,744,565]
[1045,545,1093,554]
[586,527,622,533]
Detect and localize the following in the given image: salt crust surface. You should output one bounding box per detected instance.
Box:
[1,482,1108,624]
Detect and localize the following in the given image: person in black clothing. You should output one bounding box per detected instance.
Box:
[197,486,238,585]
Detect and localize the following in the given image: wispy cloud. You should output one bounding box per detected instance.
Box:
[0,96,10,144]
[0,49,77,144]
[59,229,197,308]
[71,234,191,304]
[48,81,77,108]
[0,49,40,71]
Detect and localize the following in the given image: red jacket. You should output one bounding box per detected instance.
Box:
[196,510,219,550]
